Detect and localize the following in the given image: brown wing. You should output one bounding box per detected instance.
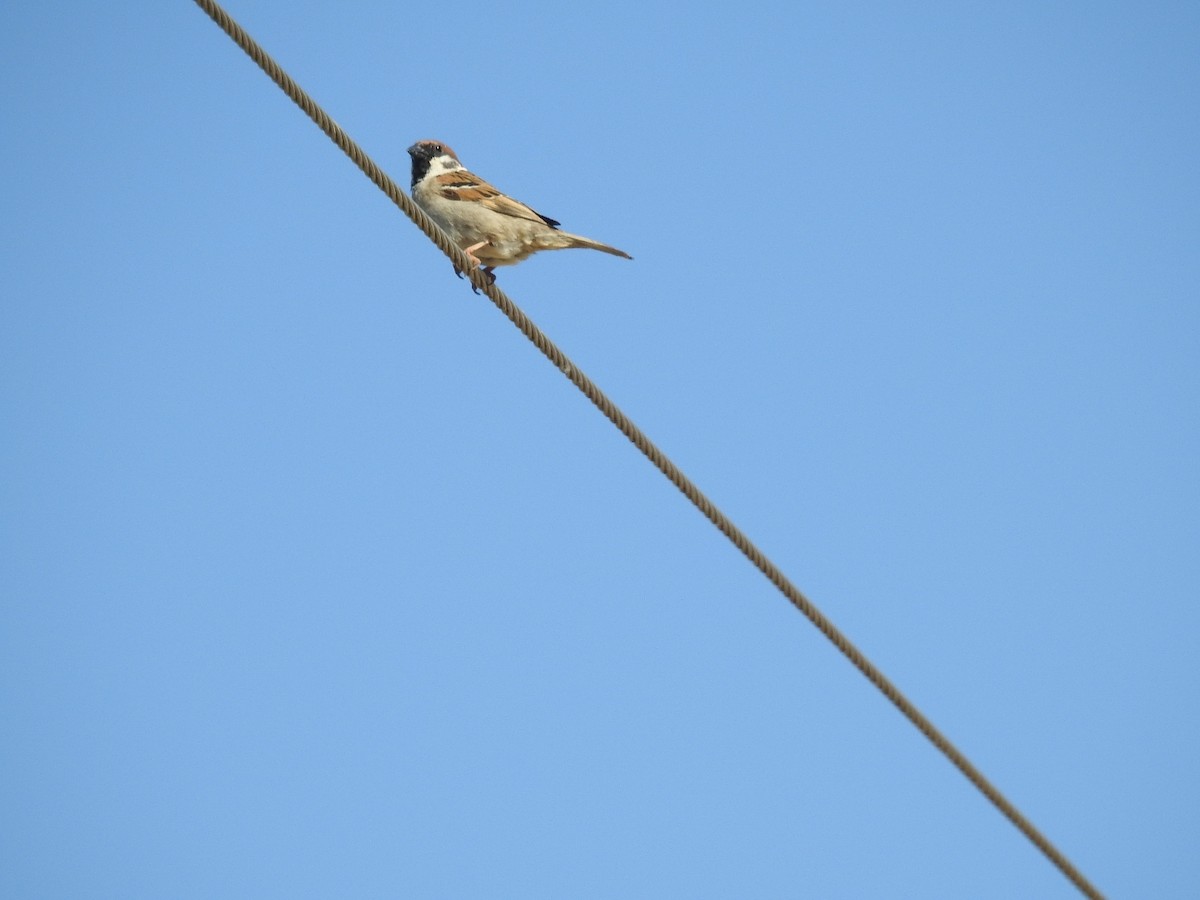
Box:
[433,170,560,228]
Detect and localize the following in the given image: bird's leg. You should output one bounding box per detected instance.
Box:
[463,240,489,265]
[455,241,495,292]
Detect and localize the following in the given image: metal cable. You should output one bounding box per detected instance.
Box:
[190,2,1104,897]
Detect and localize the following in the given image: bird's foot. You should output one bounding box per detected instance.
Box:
[452,262,496,294]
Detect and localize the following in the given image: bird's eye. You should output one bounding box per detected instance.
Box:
[433,144,442,153]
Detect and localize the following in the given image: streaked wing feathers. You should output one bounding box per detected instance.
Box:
[433,170,560,228]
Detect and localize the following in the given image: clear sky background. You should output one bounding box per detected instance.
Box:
[2,2,1197,897]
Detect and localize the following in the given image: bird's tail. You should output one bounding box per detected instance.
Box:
[542,231,633,260]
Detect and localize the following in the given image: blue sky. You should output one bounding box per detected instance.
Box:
[2,1,1197,897]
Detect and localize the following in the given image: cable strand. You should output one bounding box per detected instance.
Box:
[190,3,1103,897]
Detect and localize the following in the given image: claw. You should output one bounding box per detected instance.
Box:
[451,263,495,294]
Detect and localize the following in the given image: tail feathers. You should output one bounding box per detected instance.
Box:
[543,230,633,260]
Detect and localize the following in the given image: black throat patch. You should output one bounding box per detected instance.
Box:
[409,153,432,189]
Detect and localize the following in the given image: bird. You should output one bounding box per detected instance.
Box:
[407,140,632,284]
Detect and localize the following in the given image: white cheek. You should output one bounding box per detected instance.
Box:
[429,157,462,176]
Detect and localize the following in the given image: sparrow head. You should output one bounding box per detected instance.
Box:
[407,140,460,186]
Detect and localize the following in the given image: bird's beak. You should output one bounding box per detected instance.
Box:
[406,143,421,157]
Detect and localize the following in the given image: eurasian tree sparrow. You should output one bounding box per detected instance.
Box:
[407,140,632,283]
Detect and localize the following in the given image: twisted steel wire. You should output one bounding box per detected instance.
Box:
[191,2,1103,896]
